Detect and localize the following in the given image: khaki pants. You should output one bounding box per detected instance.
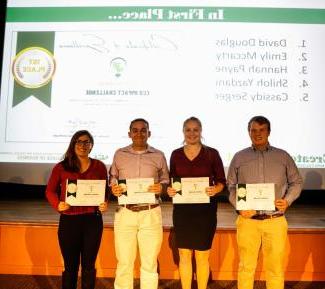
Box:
[114,206,163,289]
[236,215,288,289]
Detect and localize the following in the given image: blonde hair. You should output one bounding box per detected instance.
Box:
[183,116,202,130]
[182,116,203,144]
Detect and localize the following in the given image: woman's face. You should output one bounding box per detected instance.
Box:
[183,120,202,145]
[74,134,92,158]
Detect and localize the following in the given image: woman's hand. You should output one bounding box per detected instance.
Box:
[167,186,177,197]
[98,201,108,212]
[205,183,224,197]
[111,183,123,197]
[58,201,70,212]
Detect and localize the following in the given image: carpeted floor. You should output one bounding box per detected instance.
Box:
[0,275,324,289]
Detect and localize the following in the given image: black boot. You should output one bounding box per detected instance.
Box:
[81,268,96,289]
[62,271,78,289]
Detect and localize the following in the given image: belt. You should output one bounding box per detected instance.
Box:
[124,204,159,212]
[251,213,283,220]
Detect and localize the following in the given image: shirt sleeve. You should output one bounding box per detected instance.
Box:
[284,153,303,206]
[45,164,61,212]
[97,160,109,201]
[227,154,238,208]
[158,152,170,184]
[109,151,119,185]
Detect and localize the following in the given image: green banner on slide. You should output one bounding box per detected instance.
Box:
[12,32,55,107]
[6,7,325,24]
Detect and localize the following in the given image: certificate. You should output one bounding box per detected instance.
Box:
[65,179,106,206]
[236,183,275,210]
[117,178,155,205]
[172,177,210,204]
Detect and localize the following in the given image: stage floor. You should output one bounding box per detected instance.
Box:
[0,199,324,231]
[0,199,325,280]
[1,275,325,289]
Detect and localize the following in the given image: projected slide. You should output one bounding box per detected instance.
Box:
[0,1,325,173]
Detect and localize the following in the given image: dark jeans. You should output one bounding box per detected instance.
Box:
[58,213,103,274]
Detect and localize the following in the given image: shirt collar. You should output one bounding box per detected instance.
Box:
[251,143,272,152]
[121,144,156,154]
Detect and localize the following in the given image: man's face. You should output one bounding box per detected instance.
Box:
[128,121,150,148]
[249,121,270,149]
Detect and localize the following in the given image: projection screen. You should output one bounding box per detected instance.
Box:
[0,0,324,188]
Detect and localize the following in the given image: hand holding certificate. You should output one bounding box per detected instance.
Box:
[171,177,210,204]
[117,178,156,205]
[236,183,275,210]
[65,179,106,206]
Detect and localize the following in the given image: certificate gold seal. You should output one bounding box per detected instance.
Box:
[67,183,77,194]
[12,47,55,88]
[237,187,247,198]
[119,183,127,193]
[172,181,182,192]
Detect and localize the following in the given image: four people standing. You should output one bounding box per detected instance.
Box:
[46,116,304,289]
[167,117,226,289]
[227,116,303,289]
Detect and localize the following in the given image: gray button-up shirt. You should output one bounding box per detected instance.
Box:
[227,144,303,213]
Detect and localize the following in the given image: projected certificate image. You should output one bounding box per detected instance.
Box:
[236,183,275,211]
[172,177,210,204]
[117,178,155,205]
[65,179,106,206]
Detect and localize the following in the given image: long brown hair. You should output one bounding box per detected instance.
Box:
[61,130,94,172]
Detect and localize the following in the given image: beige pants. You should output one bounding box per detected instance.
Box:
[114,206,163,289]
[236,215,288,289]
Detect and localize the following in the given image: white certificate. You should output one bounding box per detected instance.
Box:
[172,177,210,204]
[236,183,275,210]
[117,178,155,205]
[65,179,106,206]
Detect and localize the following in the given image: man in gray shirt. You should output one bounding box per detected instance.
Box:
[227,115,303,289]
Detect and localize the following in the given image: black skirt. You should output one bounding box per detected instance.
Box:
[172,201,217,251]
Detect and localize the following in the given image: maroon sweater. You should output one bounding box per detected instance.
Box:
[46,158,108,215]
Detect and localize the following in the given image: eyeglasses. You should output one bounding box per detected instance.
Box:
[76,140,92,147]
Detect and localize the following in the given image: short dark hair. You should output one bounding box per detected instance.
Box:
[129,118,149,130]
[248,116,271,132]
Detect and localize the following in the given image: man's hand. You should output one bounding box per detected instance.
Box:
[275,199,289,212]
[148,183,162,195]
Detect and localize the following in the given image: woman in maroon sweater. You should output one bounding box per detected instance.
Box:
[46,130,108,289]
[167,117,226,289]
